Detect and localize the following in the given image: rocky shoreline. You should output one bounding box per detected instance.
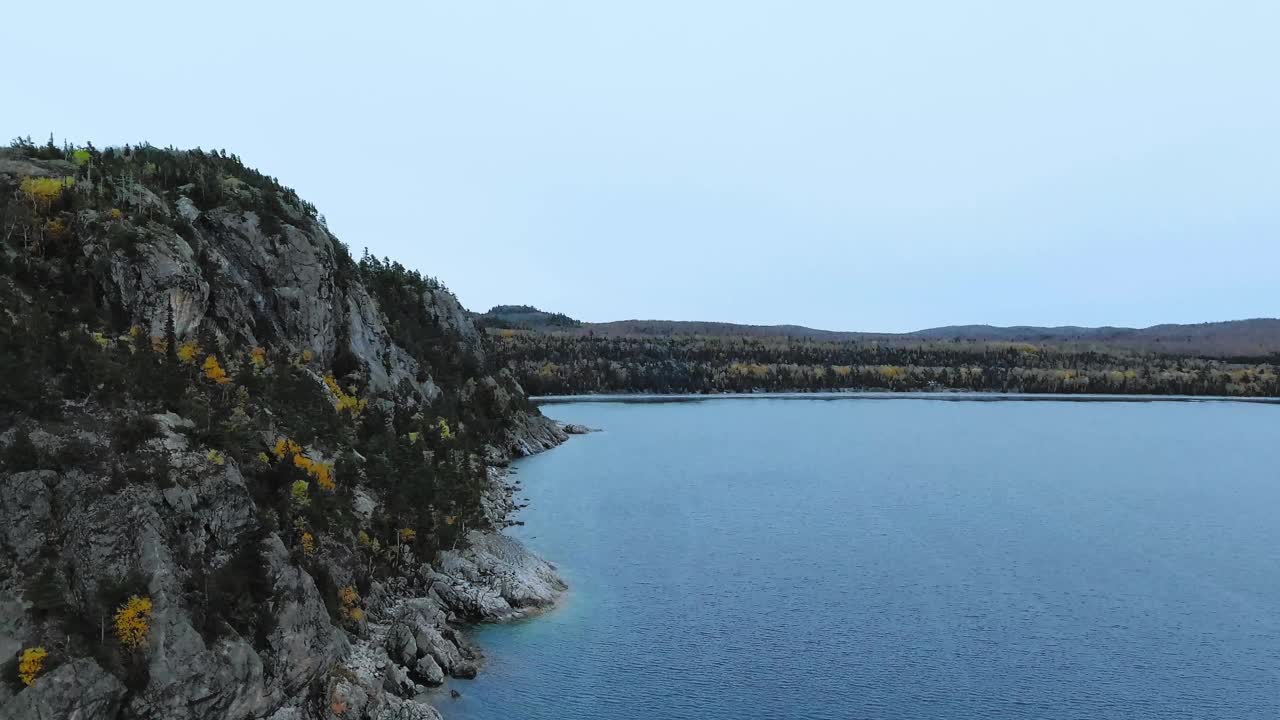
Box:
[269,426,574,720]
[1,418,571,720]
[0,147,577,720]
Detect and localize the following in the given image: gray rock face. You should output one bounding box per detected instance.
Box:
[260,536,351,698]
[372,698,443,720]
[0,471,53,564]
[0,150,572,720]
[0,658,126,720]
[0,597,30,680]
[432,531,568,623]
[176,195,201,223]
[0,455,565,720]
[346,287,439,401]
[501,412,569,459]
[103,200,444,402]
[332,524,570,716]
[387,622,419,668]
[109,225,209,338]
[382,662,416,698]
[0,437,352,720]
[423,288,485,367]
[413,654,446,686]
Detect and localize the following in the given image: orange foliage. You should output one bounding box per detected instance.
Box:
[203,355,231,385]
[274,437,335,491]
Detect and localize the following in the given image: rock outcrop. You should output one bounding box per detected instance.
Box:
[432,531,568,623]
[2,659,127,720]
[0,145,568,720]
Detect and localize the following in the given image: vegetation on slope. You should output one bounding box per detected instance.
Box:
[473,304,581,331]
[490,331,1280,397]
[573,318,1280,357]
[0,136,551,704]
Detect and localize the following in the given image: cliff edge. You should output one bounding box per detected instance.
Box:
[0,141,566,719]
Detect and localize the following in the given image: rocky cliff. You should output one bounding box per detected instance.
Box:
[0,142,568,719]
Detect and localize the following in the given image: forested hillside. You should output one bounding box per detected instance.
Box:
[539,318,1280,358]
[473,305,1280,394]
[491,331,1280,397]
[0,138,565,720]
[472,305,581,331]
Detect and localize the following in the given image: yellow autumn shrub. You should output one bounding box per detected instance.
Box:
[338,586,363,622]
[44,218,68,241]
[357,531,380,552]
[324,374,367,416]
[293,452,336,491]
[20,176,74,208]
[273,437,303,460]
[18,646,48,686]
[203,355,231,385]
[275,437,335,491]
[115,595,153,651]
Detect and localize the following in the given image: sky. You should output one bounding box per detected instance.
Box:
[5,1,1278,332]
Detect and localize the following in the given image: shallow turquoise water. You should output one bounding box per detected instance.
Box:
[435,398,1280,719]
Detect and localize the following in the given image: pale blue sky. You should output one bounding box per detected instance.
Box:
[7,1,1277,331]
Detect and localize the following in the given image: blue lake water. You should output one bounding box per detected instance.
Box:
[437,398,1280,719]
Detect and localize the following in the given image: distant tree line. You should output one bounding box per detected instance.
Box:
[487,332,1280,397]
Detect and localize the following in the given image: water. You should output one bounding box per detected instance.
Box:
[436,398,1280,719]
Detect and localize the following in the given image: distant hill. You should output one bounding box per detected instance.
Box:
[902,319,1280,357]
[504,313,1280,359]
[474,305,582,330]
[581,320,854,339]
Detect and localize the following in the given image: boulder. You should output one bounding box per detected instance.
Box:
[0,659,125,720]
[413,655,445,686]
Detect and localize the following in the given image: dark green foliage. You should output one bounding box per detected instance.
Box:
[112,415,159,453]
[477,305,581,330]
[3,426,41,471]
[0,139,554,664]
[109,450,171,491]
[312,563,344,625]
[72,568,152,688]
[60,334,127,404]
[23,564,68,619]
[332,325,361,381]
[189,527,276,650]
[0,309,59,422]
[50,437,97,471]
[0,655,23,695]
[357,255,467,385]
[264,360,343,444]
[93,570,150,621]
[491,331,1280,397]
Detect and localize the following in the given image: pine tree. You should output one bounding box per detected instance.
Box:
[161,304,183,408]
[164,304,178,366]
